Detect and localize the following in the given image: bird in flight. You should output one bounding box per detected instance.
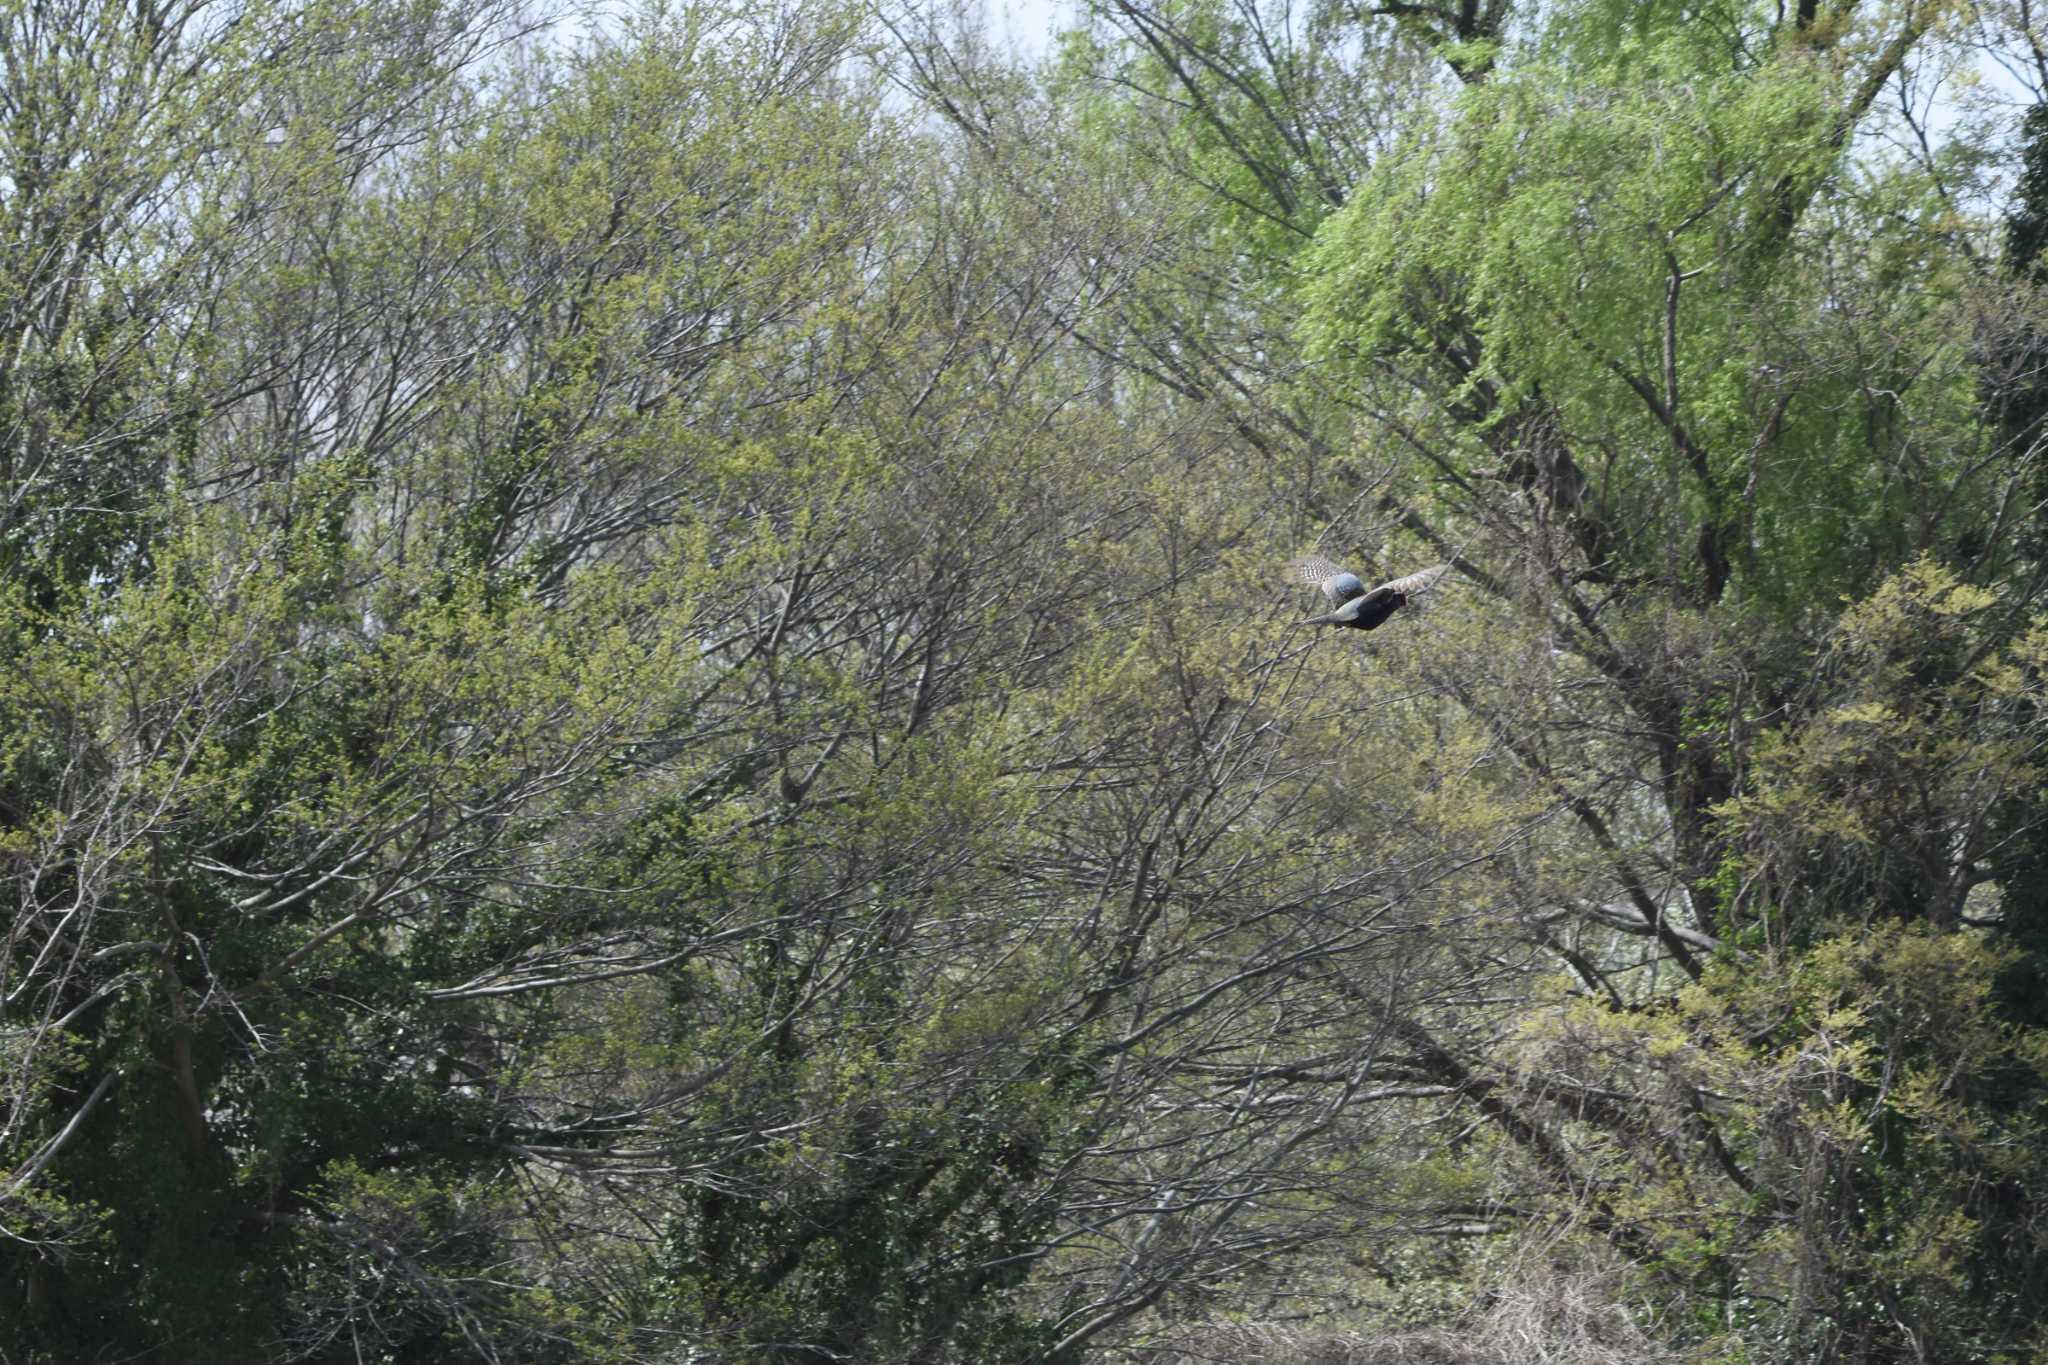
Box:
[1294,555,1448,630]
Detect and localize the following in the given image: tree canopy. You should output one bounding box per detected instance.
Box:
[5,0,2048,1361]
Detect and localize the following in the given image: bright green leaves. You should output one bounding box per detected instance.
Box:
[1309,36,1787,598]
[1301,1,1998,615]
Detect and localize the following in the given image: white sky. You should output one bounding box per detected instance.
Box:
[985,0,1071,57]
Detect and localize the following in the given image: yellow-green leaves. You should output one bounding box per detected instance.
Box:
[1716,559,2046,928]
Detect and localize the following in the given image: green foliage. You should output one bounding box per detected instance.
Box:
[1718,559,2047,934]
[5,0,2048,1362]
[1304,6,1994,611]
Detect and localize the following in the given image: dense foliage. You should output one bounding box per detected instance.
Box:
[4,0,2048,1360]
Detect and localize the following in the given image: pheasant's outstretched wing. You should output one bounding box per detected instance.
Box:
[1292,554,1366,609]
[1373,564,1450,600]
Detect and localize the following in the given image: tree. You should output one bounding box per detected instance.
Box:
[10,0,2048,1358]
[5,2,1530,1359]
[1040,0,2048,1357]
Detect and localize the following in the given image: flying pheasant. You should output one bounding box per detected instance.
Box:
[1293,555,1448,630]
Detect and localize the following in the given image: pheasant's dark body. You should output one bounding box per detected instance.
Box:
[1293,555,1447,631]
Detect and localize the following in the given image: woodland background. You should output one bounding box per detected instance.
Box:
[4,0,2048,1360]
